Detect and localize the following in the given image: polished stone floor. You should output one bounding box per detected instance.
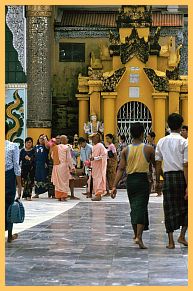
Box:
[5,189,188,286]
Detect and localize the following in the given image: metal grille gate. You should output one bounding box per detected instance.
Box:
[117,101,152,144]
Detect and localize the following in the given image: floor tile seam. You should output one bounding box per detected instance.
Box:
[8,202,81,236]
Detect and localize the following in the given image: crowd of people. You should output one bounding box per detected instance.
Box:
[5,113,188,250]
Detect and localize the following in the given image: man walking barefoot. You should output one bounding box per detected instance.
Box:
[111,123,155,249]
[155,113,188,249]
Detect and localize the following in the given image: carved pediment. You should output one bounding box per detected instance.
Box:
[149,27,161,55]
[120,28,150,64]
[117,5,152,28]
[166,65,180,80]
[109,30,120,45]
[101,67,126,92]
[144,68,169,91]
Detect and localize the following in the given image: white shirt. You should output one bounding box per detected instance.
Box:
[155,132,188,172]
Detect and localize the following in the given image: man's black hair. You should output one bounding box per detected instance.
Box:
[167,113,183,130]
[130,122,144,139]
[105,133,114,140]
[78,137,86,144]
[148,131,156,139]
[181,125,188,131]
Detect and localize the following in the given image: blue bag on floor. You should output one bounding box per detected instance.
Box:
[7,199,25,223]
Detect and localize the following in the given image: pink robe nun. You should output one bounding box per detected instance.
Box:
[91,142,107,196]
[51,144,74,199]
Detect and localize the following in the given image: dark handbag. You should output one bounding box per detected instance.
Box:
[108,150,114,158]
[7,199,25,223]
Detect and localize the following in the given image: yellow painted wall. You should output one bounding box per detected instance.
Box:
[27,128,51,146]
[52,38,110,98]
[115,56,154,135]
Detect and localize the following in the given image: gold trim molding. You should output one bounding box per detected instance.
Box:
[26,6,52,17]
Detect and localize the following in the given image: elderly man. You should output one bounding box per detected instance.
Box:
[90,133,107,201]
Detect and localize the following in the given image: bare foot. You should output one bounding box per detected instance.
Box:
[32,194,39,198]
[7,233,18,243]
[61,198,67,202]
[166,244,175,249]
[103,192,110,197]
[70,196,80,200]
[132,236,138,244]
[178,237,188,246]
[135,238,148,249]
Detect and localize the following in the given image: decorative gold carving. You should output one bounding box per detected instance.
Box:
[168,44,182,68]
[101,92,118,99]
[149,27,161,55]
[109,30,120,45]
[90,52,103,69]
[152,92,168,99]
[26,5,52,17]
[78,74,89,93]
[117,5,152,28]
[168,80,181,92]
[100,44,111,60]
[166,65,179,80]
[160,37,182,68]
[144,68,169,91]
[88,67,103,80]
[88,80,103,94]
[101,67,126,92]
[120,28,149,64]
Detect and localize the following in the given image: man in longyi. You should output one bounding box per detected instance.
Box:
[155,113,188,249]
[111,123,155,249]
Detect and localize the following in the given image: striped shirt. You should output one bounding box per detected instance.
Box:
[5,140,21,176]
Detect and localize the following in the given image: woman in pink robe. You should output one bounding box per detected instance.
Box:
[90,133,107,201]
[51,141,74,201]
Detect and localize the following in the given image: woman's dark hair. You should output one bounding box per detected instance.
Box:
[120,134,126,142]
[5,122,9,135]
[25,137,33,144]
[167,113,183,130]
[106,133,114,140]
[130,122,144,139]
[148,131,156,139]
[37,134,47,145]
[78,137,86,144]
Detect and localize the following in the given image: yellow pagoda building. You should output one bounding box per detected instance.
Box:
[76,6,188,143]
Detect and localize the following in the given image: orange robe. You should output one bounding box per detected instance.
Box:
[91,143,107,196]
[51,144,74,198]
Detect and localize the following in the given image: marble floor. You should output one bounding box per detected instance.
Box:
[5,189,188,286]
